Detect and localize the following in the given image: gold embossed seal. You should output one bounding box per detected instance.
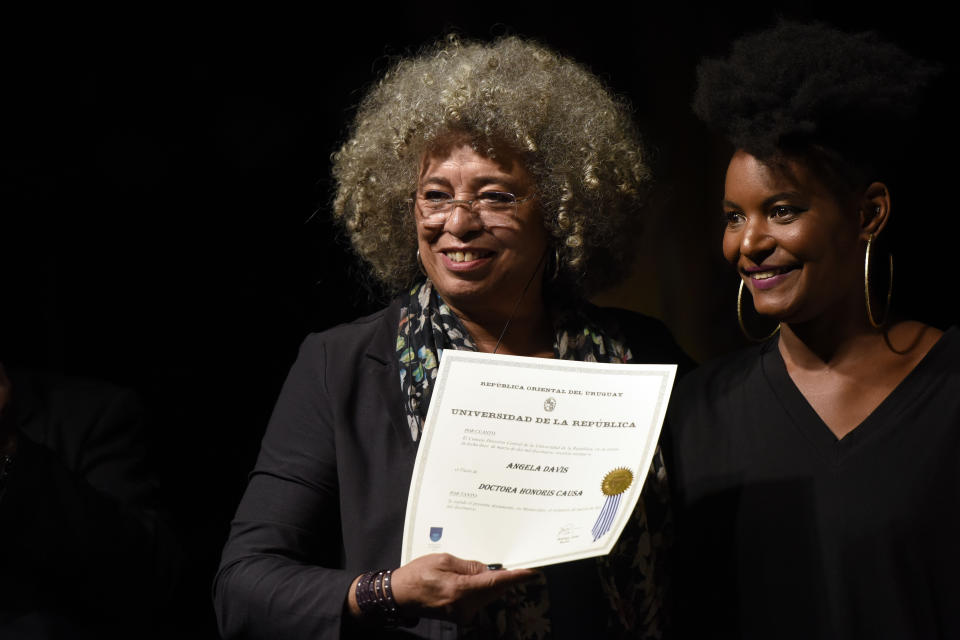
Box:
[601,468,633,496]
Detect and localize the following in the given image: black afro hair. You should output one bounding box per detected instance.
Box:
[693,20,939,176]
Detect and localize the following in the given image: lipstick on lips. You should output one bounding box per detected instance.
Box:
[743,264,796,291]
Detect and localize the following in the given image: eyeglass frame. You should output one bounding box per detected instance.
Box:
[409,190,537,228]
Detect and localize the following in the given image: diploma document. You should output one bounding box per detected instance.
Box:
[401,350,676,569]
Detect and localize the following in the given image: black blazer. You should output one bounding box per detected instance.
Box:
[214,299,691,639]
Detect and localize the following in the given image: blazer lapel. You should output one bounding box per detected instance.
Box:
[363,301,419,451]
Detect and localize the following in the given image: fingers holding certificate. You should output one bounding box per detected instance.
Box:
[388,553,538,623]
[402,351,676,568]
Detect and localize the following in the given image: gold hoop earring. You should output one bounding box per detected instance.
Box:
[864,233,893,329]
[416,249,427,277]
[737,279,781,342]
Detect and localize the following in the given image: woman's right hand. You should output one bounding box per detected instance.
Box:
[348,553,538,624]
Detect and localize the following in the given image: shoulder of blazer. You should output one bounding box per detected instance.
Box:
[302,299,412,445]
[301,299,403,370]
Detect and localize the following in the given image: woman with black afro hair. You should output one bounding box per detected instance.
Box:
[667,21,960,638]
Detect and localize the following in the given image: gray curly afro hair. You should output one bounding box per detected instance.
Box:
[331,35,651,297]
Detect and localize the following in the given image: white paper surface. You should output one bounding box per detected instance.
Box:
[401,350,676,568]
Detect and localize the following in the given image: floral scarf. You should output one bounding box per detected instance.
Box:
[397,280,632,442]
[396,280,670,639]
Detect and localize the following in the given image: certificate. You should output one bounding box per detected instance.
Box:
[401,350,676,568]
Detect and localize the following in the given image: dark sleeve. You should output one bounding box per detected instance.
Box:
[0,376,178,624]
[610,308,697,377]
[213,334,356,640]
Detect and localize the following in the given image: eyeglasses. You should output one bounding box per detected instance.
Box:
[413,190,535,230]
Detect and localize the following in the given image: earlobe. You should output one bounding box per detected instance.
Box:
[860,182,891,237]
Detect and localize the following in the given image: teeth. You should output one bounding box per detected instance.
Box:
[446,251,485,263]
[752,268,789,280]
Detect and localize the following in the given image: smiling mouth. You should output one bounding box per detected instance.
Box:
[444,250,493,263]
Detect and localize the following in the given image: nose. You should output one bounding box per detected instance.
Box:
[443,202,484,237]
[739,215,775,263]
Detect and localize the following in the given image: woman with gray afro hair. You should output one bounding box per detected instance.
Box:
[332,34,651,297]
[216,34,689,640]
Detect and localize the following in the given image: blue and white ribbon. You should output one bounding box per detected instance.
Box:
[591,492,622,541]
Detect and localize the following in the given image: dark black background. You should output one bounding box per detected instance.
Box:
[2,4,956,636]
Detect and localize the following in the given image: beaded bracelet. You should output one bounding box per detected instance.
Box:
[355,569,417,627]
[354,571,379,615]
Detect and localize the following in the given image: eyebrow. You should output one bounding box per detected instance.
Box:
[419,175,519,191]
[420,176,453,189]
[722,191,806,209]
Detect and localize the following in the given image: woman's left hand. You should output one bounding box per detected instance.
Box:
[350,552,538,624]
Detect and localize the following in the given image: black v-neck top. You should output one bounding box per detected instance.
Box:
[667,327,960,639]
